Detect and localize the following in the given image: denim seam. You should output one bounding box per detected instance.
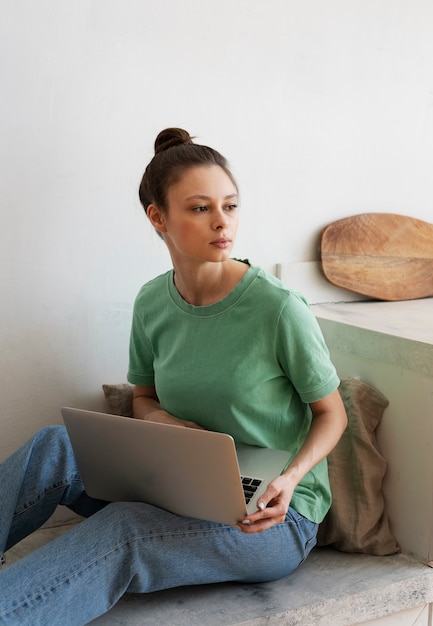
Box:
[13,477,82,517]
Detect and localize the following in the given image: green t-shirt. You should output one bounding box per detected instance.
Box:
[128,263,340,523]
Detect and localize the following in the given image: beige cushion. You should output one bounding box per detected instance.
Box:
[102,378,399,555]
[102,383,134,417]
[317,377,399,555]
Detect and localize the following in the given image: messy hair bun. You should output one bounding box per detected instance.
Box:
[154,128,195,155]
[139,127,237,224]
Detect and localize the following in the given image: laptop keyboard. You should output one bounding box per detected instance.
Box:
[241,476,263,504]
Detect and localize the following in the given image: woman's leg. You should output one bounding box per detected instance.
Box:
[0,500,317,626]
[0,425,106,559]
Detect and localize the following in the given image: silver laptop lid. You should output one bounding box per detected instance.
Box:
[62,407,291,526]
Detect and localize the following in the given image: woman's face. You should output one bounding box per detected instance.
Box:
[153,165,239,266]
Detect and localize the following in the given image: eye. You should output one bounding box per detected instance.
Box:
[225,204,238,211]
[192,205,208,213]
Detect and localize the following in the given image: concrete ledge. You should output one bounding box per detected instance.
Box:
[91,548,433,626]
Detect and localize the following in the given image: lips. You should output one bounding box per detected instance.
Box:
[210,238,231,248]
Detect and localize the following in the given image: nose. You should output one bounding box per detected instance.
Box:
[212,207,229,230]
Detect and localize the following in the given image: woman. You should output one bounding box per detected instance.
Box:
[0,128,347,625]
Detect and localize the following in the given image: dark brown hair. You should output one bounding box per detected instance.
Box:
[138,128,237,214]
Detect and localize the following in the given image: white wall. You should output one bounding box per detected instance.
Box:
[1,0,432,457]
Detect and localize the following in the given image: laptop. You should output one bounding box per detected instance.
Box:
[61,407,292,526]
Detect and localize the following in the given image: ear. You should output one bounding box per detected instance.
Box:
[147,204,167,234]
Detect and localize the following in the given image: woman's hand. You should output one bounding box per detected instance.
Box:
[144,409,205,430]
[132,385,205,429]
[237,474,295,533]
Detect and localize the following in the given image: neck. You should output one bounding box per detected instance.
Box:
[172,259,248,306]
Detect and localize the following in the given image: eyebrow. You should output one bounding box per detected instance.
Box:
[185,193,238,201]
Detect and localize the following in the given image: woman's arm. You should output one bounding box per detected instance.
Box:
[132,385,205,429]
[238,388,347,533]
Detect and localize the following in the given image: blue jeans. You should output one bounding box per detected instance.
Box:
[0,426,318,625]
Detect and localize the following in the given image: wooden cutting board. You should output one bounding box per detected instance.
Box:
[320,213,433,301]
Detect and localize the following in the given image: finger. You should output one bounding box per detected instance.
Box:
[237,515,282,534]
[245,501,285,523]
[183,420,206,430]
[255,483,281,511]
[238,505,285,532]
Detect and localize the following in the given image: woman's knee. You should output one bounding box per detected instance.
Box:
[32,425,71,456]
